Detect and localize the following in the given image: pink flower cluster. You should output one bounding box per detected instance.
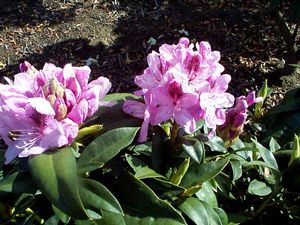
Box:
[123,38,235,142]
[217,91,262,145]
[0,62,111,163]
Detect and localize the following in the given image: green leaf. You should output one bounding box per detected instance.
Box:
[252,139,278,169]
[126,154,165,179]
[254,80,269,118]
[269,137,281,152]
[248,179,272,196]
[79,178,123,215]
[177,197,228,225]
[76,211,126,225]
[14,194,35,214]
[44,215,60,225]
[115,173,186,225]
[230,161,242,182]
[181,158,230,188]
[195,182,218,207]
[29,147,89,220]
[84,94,142,132]
[52,205,71,224]
[101,93,141,103]
[205,136,227,153]
[169,157,190,185]
[131,142,152,155]
[77,127,139,173]
[182,137,205,164]
[289,134,300,166]
[0,171,36,193]
[151,126,170,174]
[145,178,186,199]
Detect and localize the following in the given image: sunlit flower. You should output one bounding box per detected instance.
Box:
[123,38,234,141]
[0,62,111,163]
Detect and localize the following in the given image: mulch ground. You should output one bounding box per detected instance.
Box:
[0,0,296,97]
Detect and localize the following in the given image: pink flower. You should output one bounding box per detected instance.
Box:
[124,38,234,141]
[0,62,111,163]
[217,91,262,146]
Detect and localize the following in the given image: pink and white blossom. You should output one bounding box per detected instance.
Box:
[123,38,234,142]
[0,61,111,163]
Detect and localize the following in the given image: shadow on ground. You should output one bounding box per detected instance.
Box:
[0,0,78,31]
[0,0,284,93]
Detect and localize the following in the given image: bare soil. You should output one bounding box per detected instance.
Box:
[0,0,297,96]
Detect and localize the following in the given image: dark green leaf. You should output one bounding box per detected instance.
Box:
[15,194,35,214]
[177,197,228,225]
[126,154,165,179]
[77,127,139,173]
[252,139,278,169]
[230,161,242,182]
[52,205,71,224]
[84,94,142,132]
[151,126,170,174]
[115,173,186,225]
[181,158,230,188]
[182,137,205,164]
[131,142,152,156]
[29,147,89,220]
[79,178,123,215]
[269,137,281,152]
[0,171,36,193]
[145,178,186,199]
[169,157,190,185]
[44,215,60,225]
[195,182,218,207]
[205,136,227,153]
[248,179,272,196]
[76,211,126,225]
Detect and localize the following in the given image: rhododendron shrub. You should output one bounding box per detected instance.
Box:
[124,38,235,141]
[0,39,298,225]
[0,62,111,163]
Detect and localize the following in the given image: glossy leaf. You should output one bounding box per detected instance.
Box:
[145,178,186,199]
[29,147,89,220]
[195,182,218,207]
[205,136,227,153]
[101,93,141,102]
[126,154,165,179]
[230,161,242,182]
[79,178,123,215]
[289,134,300,166]
[84,93,142,132]
[52,205,71,224]
[182,137,205,164]
[248,179,272,196]
[252,139,278,169]
[77,127,139,173]
[177,197,228,225]
[44,216,60,225]
[0,171,36,193]
[181,158,230,188]
[170,157,190,185]
[115,173,186,225]
[269,137,281,152]
[76,211,126,225]
[151,126,170,174]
